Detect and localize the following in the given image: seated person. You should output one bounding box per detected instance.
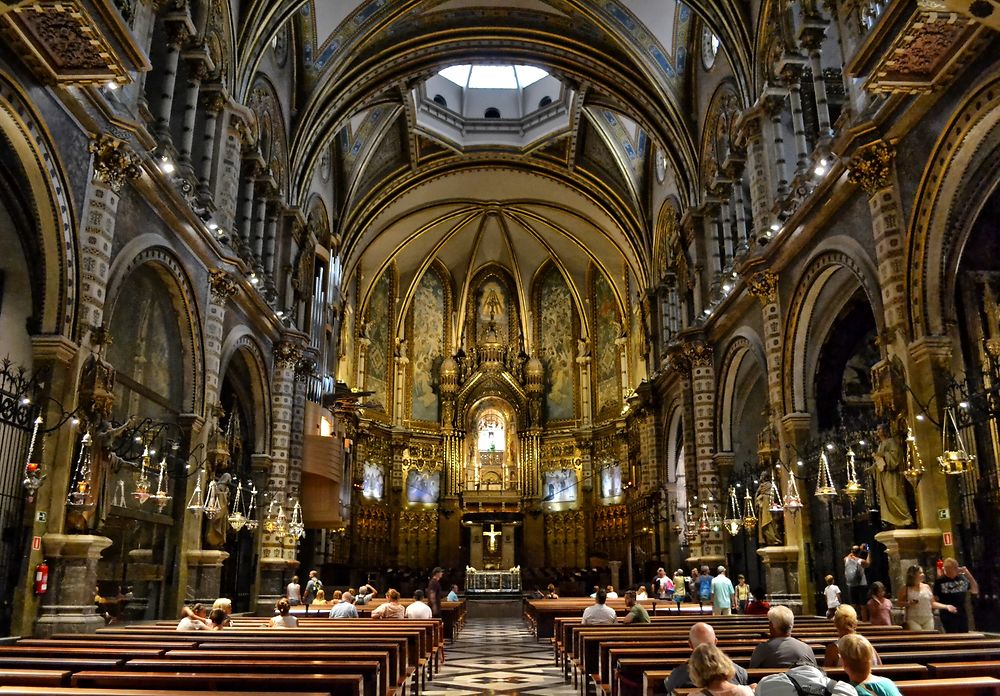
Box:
[330,591,359,618]
[744,586,770,615]
[371,588,406,619]
[838,633,903,696]
[605,584,619,599]
[621,591,650,624]
[581,589,617,625]
[176,603,210,630]
[211,598,233,628]
[446,584,460,602]
[545,583,559,599]
[824,605,881,667]
[749,605,818,668]
[405,589,433,619]
[208,607,227,630]
[688,643,753,696]
[312,588,330,605]
[355,584,377,604]
[268,597,299,628]
[664,622,749,696]
[755,664,855,696]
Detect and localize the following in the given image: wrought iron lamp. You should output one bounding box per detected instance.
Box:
[784,471,803,514]
[22,416,45,499]
[227,482,246,531]
[186,467,205,513]
[814,450,838,501]
[698,502,711,538]
[132,446,152,505]
[150,456,172,512]
[723,487,743,535]
[768,474,784,513]
[742,489,758,530]
[67,432,95,509]
[938,406,975,475]
[903,427,925,487]
[288,498,305,539]
[843,447,864,502]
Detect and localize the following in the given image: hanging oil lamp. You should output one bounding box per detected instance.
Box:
[203,475,221,518]
[151,457,172,512]
[938,407,975,475]
[132,446,152,505]
[742,488,758,530]
[784,471,803,514]
[245,484,259,531]
[768,473,784,513]
[815,450,838,501]
[903,427,925,487]
[698,502,711,538]
[23,416,45,500]
[67,432,95,509]
[186,467,205,513]
[228,482,246,531]
[843,447,864,502]
[723,487,742,535]
[288,498,305,538]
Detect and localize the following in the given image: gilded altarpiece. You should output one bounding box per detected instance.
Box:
[593,271,622,422]
[399,442,442,567]
[541,440,585,566]
[362,267,394,414]
[545,511,586,568]
[352,433,392,566]
[593,505,630,564]
[408,268,449,424]
[535,266,576,422]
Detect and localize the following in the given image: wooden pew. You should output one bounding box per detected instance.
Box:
[930,663,1000,679]
[0,669,71,687]
[0,659,124,672]
[71,669,367,695]
[894,677,1000,696]
[0,690,334,696]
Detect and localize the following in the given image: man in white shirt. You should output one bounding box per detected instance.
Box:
[329,591,359,618]
[581,590,618,625]
[405,589,433,619]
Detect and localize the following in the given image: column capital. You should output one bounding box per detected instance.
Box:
[208,269,239,300]
[30,334,78,365]
[88,135,142,193]
[847,140,895,196]
[746,270,779,305]
[273,341,304,369]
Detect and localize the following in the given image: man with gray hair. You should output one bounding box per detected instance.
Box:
[663,622,749,695]
[710,565,735,615]
[749,605,818,668]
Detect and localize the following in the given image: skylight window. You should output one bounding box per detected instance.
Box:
[439,64,549,89]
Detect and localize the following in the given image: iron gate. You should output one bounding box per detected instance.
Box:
[0,359,38,636]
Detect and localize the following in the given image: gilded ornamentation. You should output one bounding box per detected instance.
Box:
[746,271,779,305]
[88,135,141,193]
[208,269,238,299]
[273,341,303,368]
[847,141,894,195]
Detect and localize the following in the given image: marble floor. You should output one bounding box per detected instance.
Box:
[427,616,572,696]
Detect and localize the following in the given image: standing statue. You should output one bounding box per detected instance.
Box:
[756,473,781,546]
[871,424,913,528]
[205,471,232,548]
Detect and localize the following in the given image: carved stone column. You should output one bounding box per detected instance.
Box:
[198,88,226,195]
[177,52,211,166]
[236,157,260,252]
[184,549,230,605]
[35,535,113,636]
[686,340,724,566]
[764,92,791,198]
[204,271,238,405]
[799,19,833,140]
[735,107,774,237]
[79,136,142,347]
[155,21,189,141]
[783,67,811,175]
[263,207,280,279]
[577,339,593,427]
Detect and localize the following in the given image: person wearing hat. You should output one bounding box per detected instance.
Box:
[426,567,445,617]
[711,566,736,616]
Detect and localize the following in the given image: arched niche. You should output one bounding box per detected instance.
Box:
[463,397,520,492]
[218,330,272,455]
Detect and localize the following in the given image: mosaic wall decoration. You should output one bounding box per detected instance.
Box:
[594,271,621,420]
[477,279,510,344]
[406,469,441,504]
[361,461,385,500]
[364,267,392,411]
[600,463,623,499]
[538,268,575,420]
[543,469,578,503]
[410,270,445,422]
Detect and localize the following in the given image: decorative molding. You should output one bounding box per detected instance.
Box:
[1,1,143,86]
[274,341,303,369]
[746,270,779,305]
[207,269,238,300]
[88,134,141,193]
[847,140,895,196]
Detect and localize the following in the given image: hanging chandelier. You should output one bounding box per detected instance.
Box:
[288,498,305,538]
[903,427,925,487]
[151,457,172,512]
[23,416,45,499]
[132,446,152,505]
[742,488,758,530]
[228,481,246,531]
[186,467,205,513]
[938,407,975,475]
[698,502,711,538]
[67,432,95,510]
[684,513,698,544]
[815,450,838,501]
[244,484,259,531]
[723,487,742,535]
[784,470,803,514]
[768,473,784,513]
[203,475,221,518]
[843,447,864,502]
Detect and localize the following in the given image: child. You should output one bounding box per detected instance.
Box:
[672,569,687,612]
[866,581,893,626]
[824,574,842,619]
[735,574,751,614]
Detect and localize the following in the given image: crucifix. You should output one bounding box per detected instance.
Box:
[483,523,501,553]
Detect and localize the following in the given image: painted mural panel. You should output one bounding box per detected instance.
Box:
[406,469,441,504]
[594,272,621,419]
[477,279,509,344]
[410,271,444,421]
[365,268,391,411]
[543,469,578,503]
[600,463,623,499]
[362,461,385,500]
[538,269,575,420]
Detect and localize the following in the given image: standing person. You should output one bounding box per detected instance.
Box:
[734,575,751,614]
[898,564,956,630]
[688,567,700,604]
[653,567,673,599]
[673,569,687,611]
[824,574,842,619]
[844,546,870,612]
[697,566,712,612]
[426,567,444,617]
[286,575,301,606]
[303,569,323,615]
[621,590,650,624]
[934,557,979,633]
[867,582,893,626]
[711,566,735,616]
[581,589,618,625]
[268,597,299,628]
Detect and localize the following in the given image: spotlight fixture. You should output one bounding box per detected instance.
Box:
[159,155,175,174]
[249,273,259,285]
[208,221,219,231]
[105,81,119,91]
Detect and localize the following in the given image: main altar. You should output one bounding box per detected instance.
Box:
[466,566,521,594]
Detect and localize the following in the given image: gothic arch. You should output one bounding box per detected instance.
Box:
[653,198,682,284]
[715,331,767,453]
[699,80,743,190]
[0,71,77,337]
[219,328,273,455]
[247,73,290,199]
[105,241,205,415]
[781,243,881,416]
[905,69,1000,340]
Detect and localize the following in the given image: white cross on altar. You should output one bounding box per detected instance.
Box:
[483,523,501,552]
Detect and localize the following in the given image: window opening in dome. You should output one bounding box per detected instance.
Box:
[438,64,549,89]
[484,107,501,119]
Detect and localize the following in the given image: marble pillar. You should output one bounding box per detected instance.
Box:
[184,549,229,605]
[35,534,113,636]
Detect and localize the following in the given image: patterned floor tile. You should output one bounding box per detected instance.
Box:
[433,616,572,695]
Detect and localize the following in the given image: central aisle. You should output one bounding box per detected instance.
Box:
[427,616,574,695]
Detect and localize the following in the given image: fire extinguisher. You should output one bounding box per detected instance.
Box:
[34,561,48,595]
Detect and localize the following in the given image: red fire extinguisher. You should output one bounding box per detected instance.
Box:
[34,561,48,595]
